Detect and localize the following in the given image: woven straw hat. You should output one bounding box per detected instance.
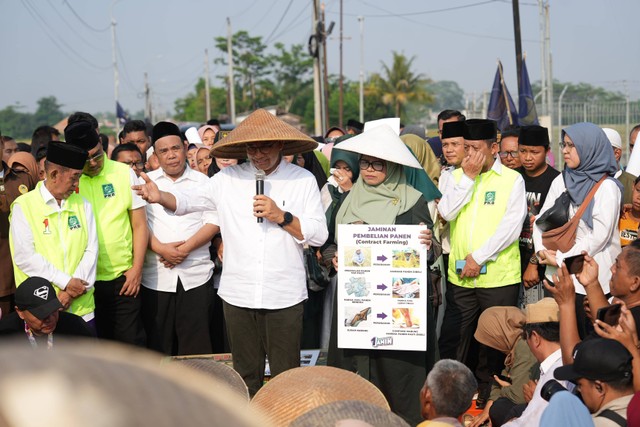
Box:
[171,356,250,401]
[250,366,389,426]
[290,400,409,427]
[210,109,317,159]
[0,338,271,427]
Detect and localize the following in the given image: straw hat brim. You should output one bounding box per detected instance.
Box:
[251,366,389,427]
[171,357,250,401]
[290,400,410,427]
[210,109,317,159]
[334,124,423,169]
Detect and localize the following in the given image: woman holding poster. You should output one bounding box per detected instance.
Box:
[323,123,438,426]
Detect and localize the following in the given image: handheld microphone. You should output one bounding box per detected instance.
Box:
[255,169,265,223]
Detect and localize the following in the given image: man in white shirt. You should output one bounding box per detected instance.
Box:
[9,142,98,323]
[133,109,328,395]
[503,298,569,427]
[141,122,217,356]
[437,119,527,407]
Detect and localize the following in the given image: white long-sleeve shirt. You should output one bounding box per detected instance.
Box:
[532,175,621,295]
[173,159,329,309]
[142,167,215,292]
[10,183,98,291]
[503,349,571,427]
[437,157,527,265]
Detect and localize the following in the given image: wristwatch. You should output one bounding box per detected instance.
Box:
[529,254,540,265]
[278,211,293,227]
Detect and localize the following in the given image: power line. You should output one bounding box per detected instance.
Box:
[264,0,295,44]
[353,0,501,17]
[269,2,311,44]
[116,38,138,94]
[46,0,108,52]
[20,0,110,71]
[62,0,110,32]
[344,0,539,44]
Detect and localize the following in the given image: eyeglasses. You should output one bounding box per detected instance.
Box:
[85,151,104,164]
[359,159,385,171]
[499,151,519,159]
[246,142,277,154]
[123,161,145,169]
[559,141,576,150]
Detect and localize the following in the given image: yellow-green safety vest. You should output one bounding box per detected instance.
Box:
[10,182,95,317]
[78,158,133,281]
[448,165,522,288]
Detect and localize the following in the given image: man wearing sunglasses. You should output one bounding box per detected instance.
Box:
[65,117,148,347]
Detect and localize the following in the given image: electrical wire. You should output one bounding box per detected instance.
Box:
[269,3,311,44]
[353,0,501,17]
[62,0,110,32]
[20,0,111,71]
[46,0,108,52]
[264,0,295,44]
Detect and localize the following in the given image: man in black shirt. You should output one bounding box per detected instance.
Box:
[0,277,94,344]
[516,126,560,304]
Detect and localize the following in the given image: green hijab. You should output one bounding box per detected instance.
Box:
[335,159,422,226]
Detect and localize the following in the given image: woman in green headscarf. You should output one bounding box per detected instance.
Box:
[323,124,438,426]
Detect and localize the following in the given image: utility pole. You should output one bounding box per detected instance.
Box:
[312,0,322,135]
[512,0,523,106]
[321,4,332,131]
[538,0,546,115]
[110,5,119,135]
[545,3,553,137]
[144,72,152,123]
[227,18,236,124]
[358,16,364,123]
[204,49,211,121]
[338,0,344,128]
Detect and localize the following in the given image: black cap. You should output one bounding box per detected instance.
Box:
[554,338,633,382]
[519,125,550,147]
[46,142,88,170]
[464,119,497,140]
[441,121,466,139]
[15,277,63,320]
[64,120,99,151]
[152,121,182,145]
[346,119,364,132]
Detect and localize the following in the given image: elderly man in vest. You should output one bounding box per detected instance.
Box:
[65,118,148,346]
[9,142,98,323]
[437,119,527,408]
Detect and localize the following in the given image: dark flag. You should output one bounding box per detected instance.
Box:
[487,61,519,131]
[518,57,539,125]
[116,101,129,125]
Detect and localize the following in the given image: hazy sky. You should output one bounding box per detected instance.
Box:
[2,0,639,118]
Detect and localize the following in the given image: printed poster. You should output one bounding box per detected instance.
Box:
[337,224,428,351]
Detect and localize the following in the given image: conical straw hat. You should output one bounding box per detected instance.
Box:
[210,109,317,159]
[250,366,389,426]
[290,400,409,427]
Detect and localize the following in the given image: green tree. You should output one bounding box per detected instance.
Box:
[425,80,465,111]
[270,43,313,112]
[174,78,227,122]
[34,96,64,126]
[214,31,272,112]
[0,105,34,139]
[368,51,432,121]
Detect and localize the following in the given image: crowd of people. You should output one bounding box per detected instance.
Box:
[1,107,640,426]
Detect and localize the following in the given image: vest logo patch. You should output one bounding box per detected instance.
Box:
[34,286,49,300]
[43,218,51,234]
[68,215,81,230]
[18,184,29,194]
[484,191,496,205]
[102,183,116,198]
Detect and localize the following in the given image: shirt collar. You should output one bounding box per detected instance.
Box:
[540,348,562,376]
[157,164,191,183]
[250,157,286,177]
[39,181,72,211]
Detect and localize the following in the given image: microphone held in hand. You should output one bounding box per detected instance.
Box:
[255,169,265,223]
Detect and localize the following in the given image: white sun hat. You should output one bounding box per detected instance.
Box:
[333,124,422,169]
[602,127,622,149]
[363,117,401,135]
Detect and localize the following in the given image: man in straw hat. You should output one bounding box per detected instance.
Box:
[133,109,328,395]
[437,119,527,408]
[9,142,98,323]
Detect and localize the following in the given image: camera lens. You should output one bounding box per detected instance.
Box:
[540,379,567,402]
